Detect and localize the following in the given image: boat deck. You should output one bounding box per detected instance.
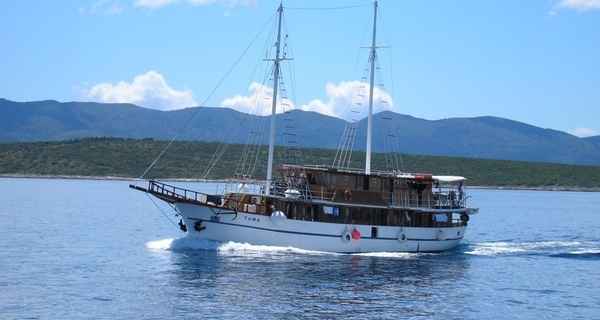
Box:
[130,180,476,214]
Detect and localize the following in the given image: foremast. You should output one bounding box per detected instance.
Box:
[266,3,284,196]
[365,0,378,175]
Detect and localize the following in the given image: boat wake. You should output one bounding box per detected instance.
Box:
[147,237,599,260]
[465,240,600,260]
[145,237,334,256]
[216,241,333,256]
[353,252,422,258]
[146,237,220,251]
[146,237,434,258]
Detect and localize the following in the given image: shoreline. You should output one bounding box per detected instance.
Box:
[469,185,600,193]
[0,174,252,184]
[2,174,600,192]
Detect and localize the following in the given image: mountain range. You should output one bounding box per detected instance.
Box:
[2,98,600,166]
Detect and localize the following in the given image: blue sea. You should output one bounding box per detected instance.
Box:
[1,178,599,319]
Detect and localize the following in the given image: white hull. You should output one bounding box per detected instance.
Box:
[176,203,466,253]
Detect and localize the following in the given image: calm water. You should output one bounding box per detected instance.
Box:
[1,178,599,320]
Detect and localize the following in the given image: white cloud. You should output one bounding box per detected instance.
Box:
[556,0,600,11]
[85,70,197,110]
[134,0,176,9]
[80,0,125,15]
[300,81,394,121]
[570,127,599,137]
[189,0,256,6]
[81,0,255,14]
[220,80,394,121]
[221,82,294,116]
[134,0,256,9]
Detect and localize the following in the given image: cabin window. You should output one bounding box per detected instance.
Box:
[433,214,449,223]
[343,175,350,186]
[373,209,387,226]
[305,205,314,221]
[370,177,379,191]
[323,206,339,216]
[414,213,433,227]
[371,227,378,238]
[350,207,370,225]
[286,203,295,219]
[387,210,400,226]
[363,176,370,190]
[316,205,345,223]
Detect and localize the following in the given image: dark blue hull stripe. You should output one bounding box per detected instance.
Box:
[186,217,463,242]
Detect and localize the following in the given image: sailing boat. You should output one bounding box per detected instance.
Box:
[131,1,478,253]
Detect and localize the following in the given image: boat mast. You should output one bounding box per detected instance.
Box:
[266,2,284,196]
[365,0,378,175]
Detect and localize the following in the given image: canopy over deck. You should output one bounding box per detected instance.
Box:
[278,164,466,183]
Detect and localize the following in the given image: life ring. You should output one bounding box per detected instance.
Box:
[460,214,469,222]
[341,230,352,243]
[397,228,407,242]
[270,211,287,226]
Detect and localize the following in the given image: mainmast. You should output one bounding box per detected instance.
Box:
[266,3,284,195]
[365,0,378,175]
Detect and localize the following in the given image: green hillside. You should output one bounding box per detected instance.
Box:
[1,138,600,188]
[4,99,600,166]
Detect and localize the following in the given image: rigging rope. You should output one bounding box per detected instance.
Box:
[138,13,276,179]
[145,193,180,230]
[284,4,369,11]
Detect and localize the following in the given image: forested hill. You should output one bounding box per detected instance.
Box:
[585,136,600,148]
[2,138,600,188]
[2,98,600,166]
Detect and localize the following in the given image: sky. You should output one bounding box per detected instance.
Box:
[1,0,599,137]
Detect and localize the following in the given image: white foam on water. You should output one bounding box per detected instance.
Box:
[520,241,582,250]
[172,237,221,251]
[569,249,600,255]
[465,242,527,256]
[146,238,431,258]
[145,237,220,251]
[352,252,420,259]
[216,241,336,256]
[145,238,175,250]
[145,237,334,256]
[465,240,592,257]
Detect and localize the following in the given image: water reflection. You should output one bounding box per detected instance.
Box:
[164,242,471,320]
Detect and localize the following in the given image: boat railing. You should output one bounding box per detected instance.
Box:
[143,180,469,211]
[144,180,270,213]
[387,191,468,210]
[145,180,220,205]
[297,184,468,210]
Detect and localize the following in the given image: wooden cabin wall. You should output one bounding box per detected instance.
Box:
[282,168,435,206]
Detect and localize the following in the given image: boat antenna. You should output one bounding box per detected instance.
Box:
[365,0,378,175]
[266,2,285,195]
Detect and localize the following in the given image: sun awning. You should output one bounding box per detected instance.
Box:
[432,175,466,183]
